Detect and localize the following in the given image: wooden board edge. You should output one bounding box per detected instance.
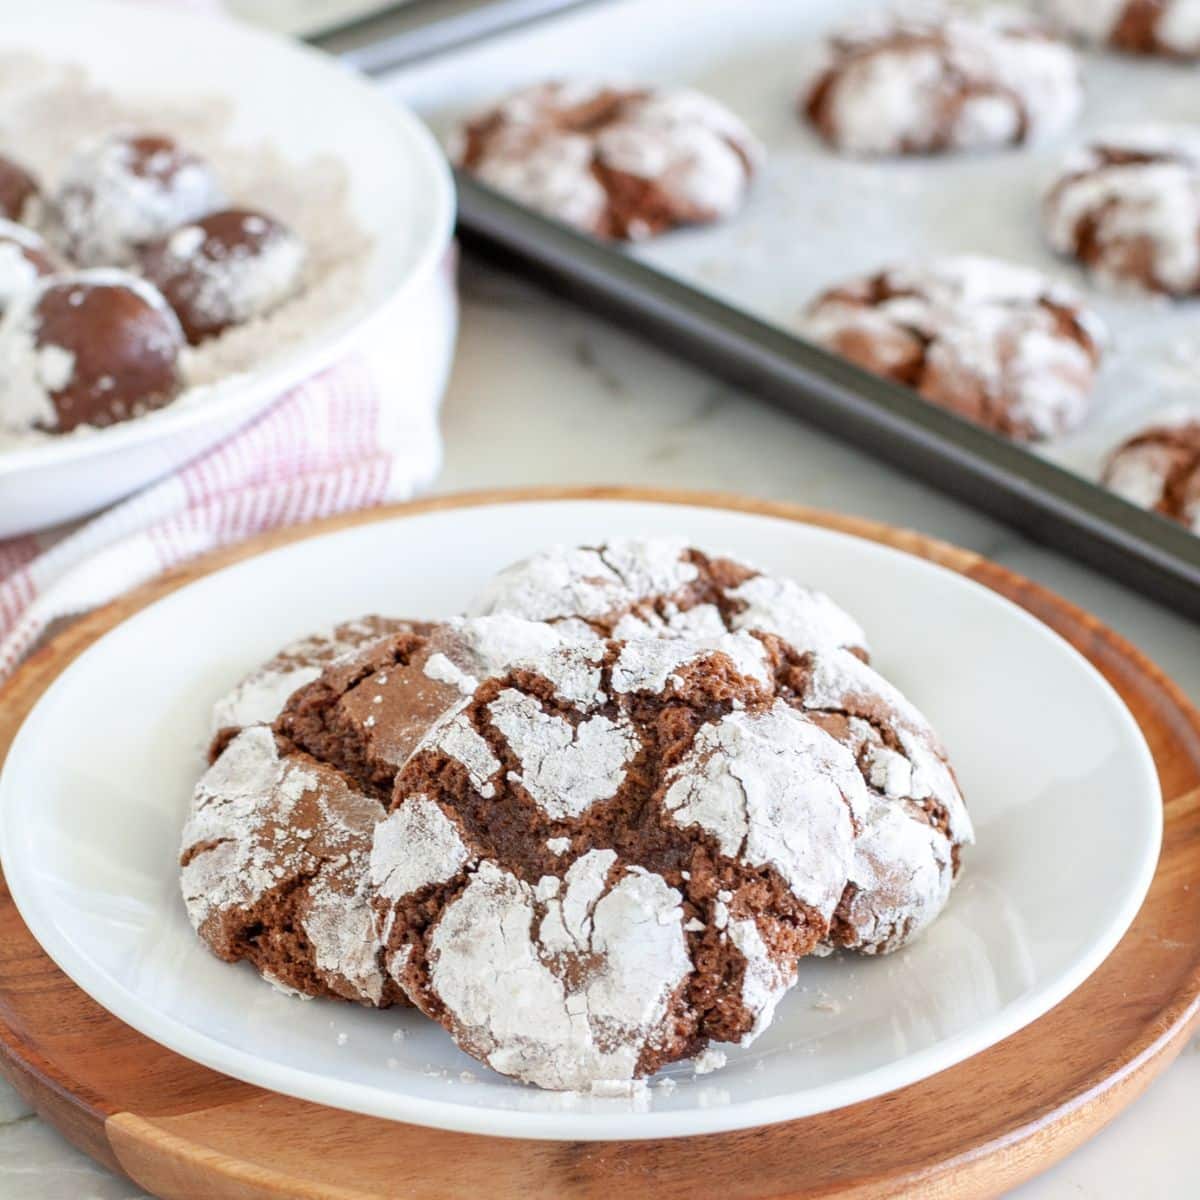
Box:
[0,485,1194,1200]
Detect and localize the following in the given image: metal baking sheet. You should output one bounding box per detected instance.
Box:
[309,0,596,72]
[376,0,1200,618]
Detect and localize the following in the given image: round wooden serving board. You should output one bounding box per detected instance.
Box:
[0,487,1198,1200]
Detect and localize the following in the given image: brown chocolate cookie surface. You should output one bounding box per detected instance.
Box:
[0,154,40,224]
[804,7,1082,157]
[800,256,1105,442]
[50,131,225,266]
[370,635,864,1091]
[140,208,306,344]
[0,270,184,434]
[1043,0,1200,59]
[210,616,418,753]
[453,81,762,241]
[186,616,576,1005]
[181,725,400,1006]
[1102,415,1200,533]
[1044,126,1200,297]
[468,537,869,658]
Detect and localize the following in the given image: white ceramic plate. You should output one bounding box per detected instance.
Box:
[0,499,1162,1140]
[0,0,455,537]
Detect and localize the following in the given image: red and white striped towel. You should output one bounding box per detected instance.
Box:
[0,340,449,678]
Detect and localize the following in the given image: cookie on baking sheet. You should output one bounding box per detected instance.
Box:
[452,81,762,241]
[370,635,868,1090]
[1102,415,1200,533]
[185,615,576,1004]
[799,256,1106,442]
[1042,0,1200,59]
[804,5,1083,157]
[468,537,870,658]
[1043,126,1200,297]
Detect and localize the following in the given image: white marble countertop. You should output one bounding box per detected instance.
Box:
[3,259,1198,1198]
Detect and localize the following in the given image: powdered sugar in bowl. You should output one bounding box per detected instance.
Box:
[0,1,455,537]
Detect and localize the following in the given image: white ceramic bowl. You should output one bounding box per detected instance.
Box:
[0,498,1162,1140]
[0,0,456,538]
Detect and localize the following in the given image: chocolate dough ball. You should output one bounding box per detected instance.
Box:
[0,154,41,224]
[51,132,225,266]
[139,208,306,343]
[0,270,184,434]
[0,219,57,315]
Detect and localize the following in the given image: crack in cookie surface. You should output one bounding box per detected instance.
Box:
[371,636,865,1090]
[469,537,869,658]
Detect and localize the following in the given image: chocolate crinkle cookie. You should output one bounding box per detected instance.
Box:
[468,537,870,659]
[452,81,763,241]
[1042,0,1200,59]
[804,5,1083,157]
[209,615,420,752]
[181,725,402,1007]
[183,615,580,1002]
[369,631,972,1090]
[769,642,972,954]
[184,548,972,1086]
[799,256,1106,442]
[1103,415,1200,534]
[1044,126,1200,297]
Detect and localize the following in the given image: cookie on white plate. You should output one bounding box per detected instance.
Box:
[468,537,870,659]
[370,635,867,1090]
[185,616,578,1005]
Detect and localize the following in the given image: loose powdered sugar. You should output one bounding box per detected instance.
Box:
[0,54,370,449]
[0,218,52,312]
